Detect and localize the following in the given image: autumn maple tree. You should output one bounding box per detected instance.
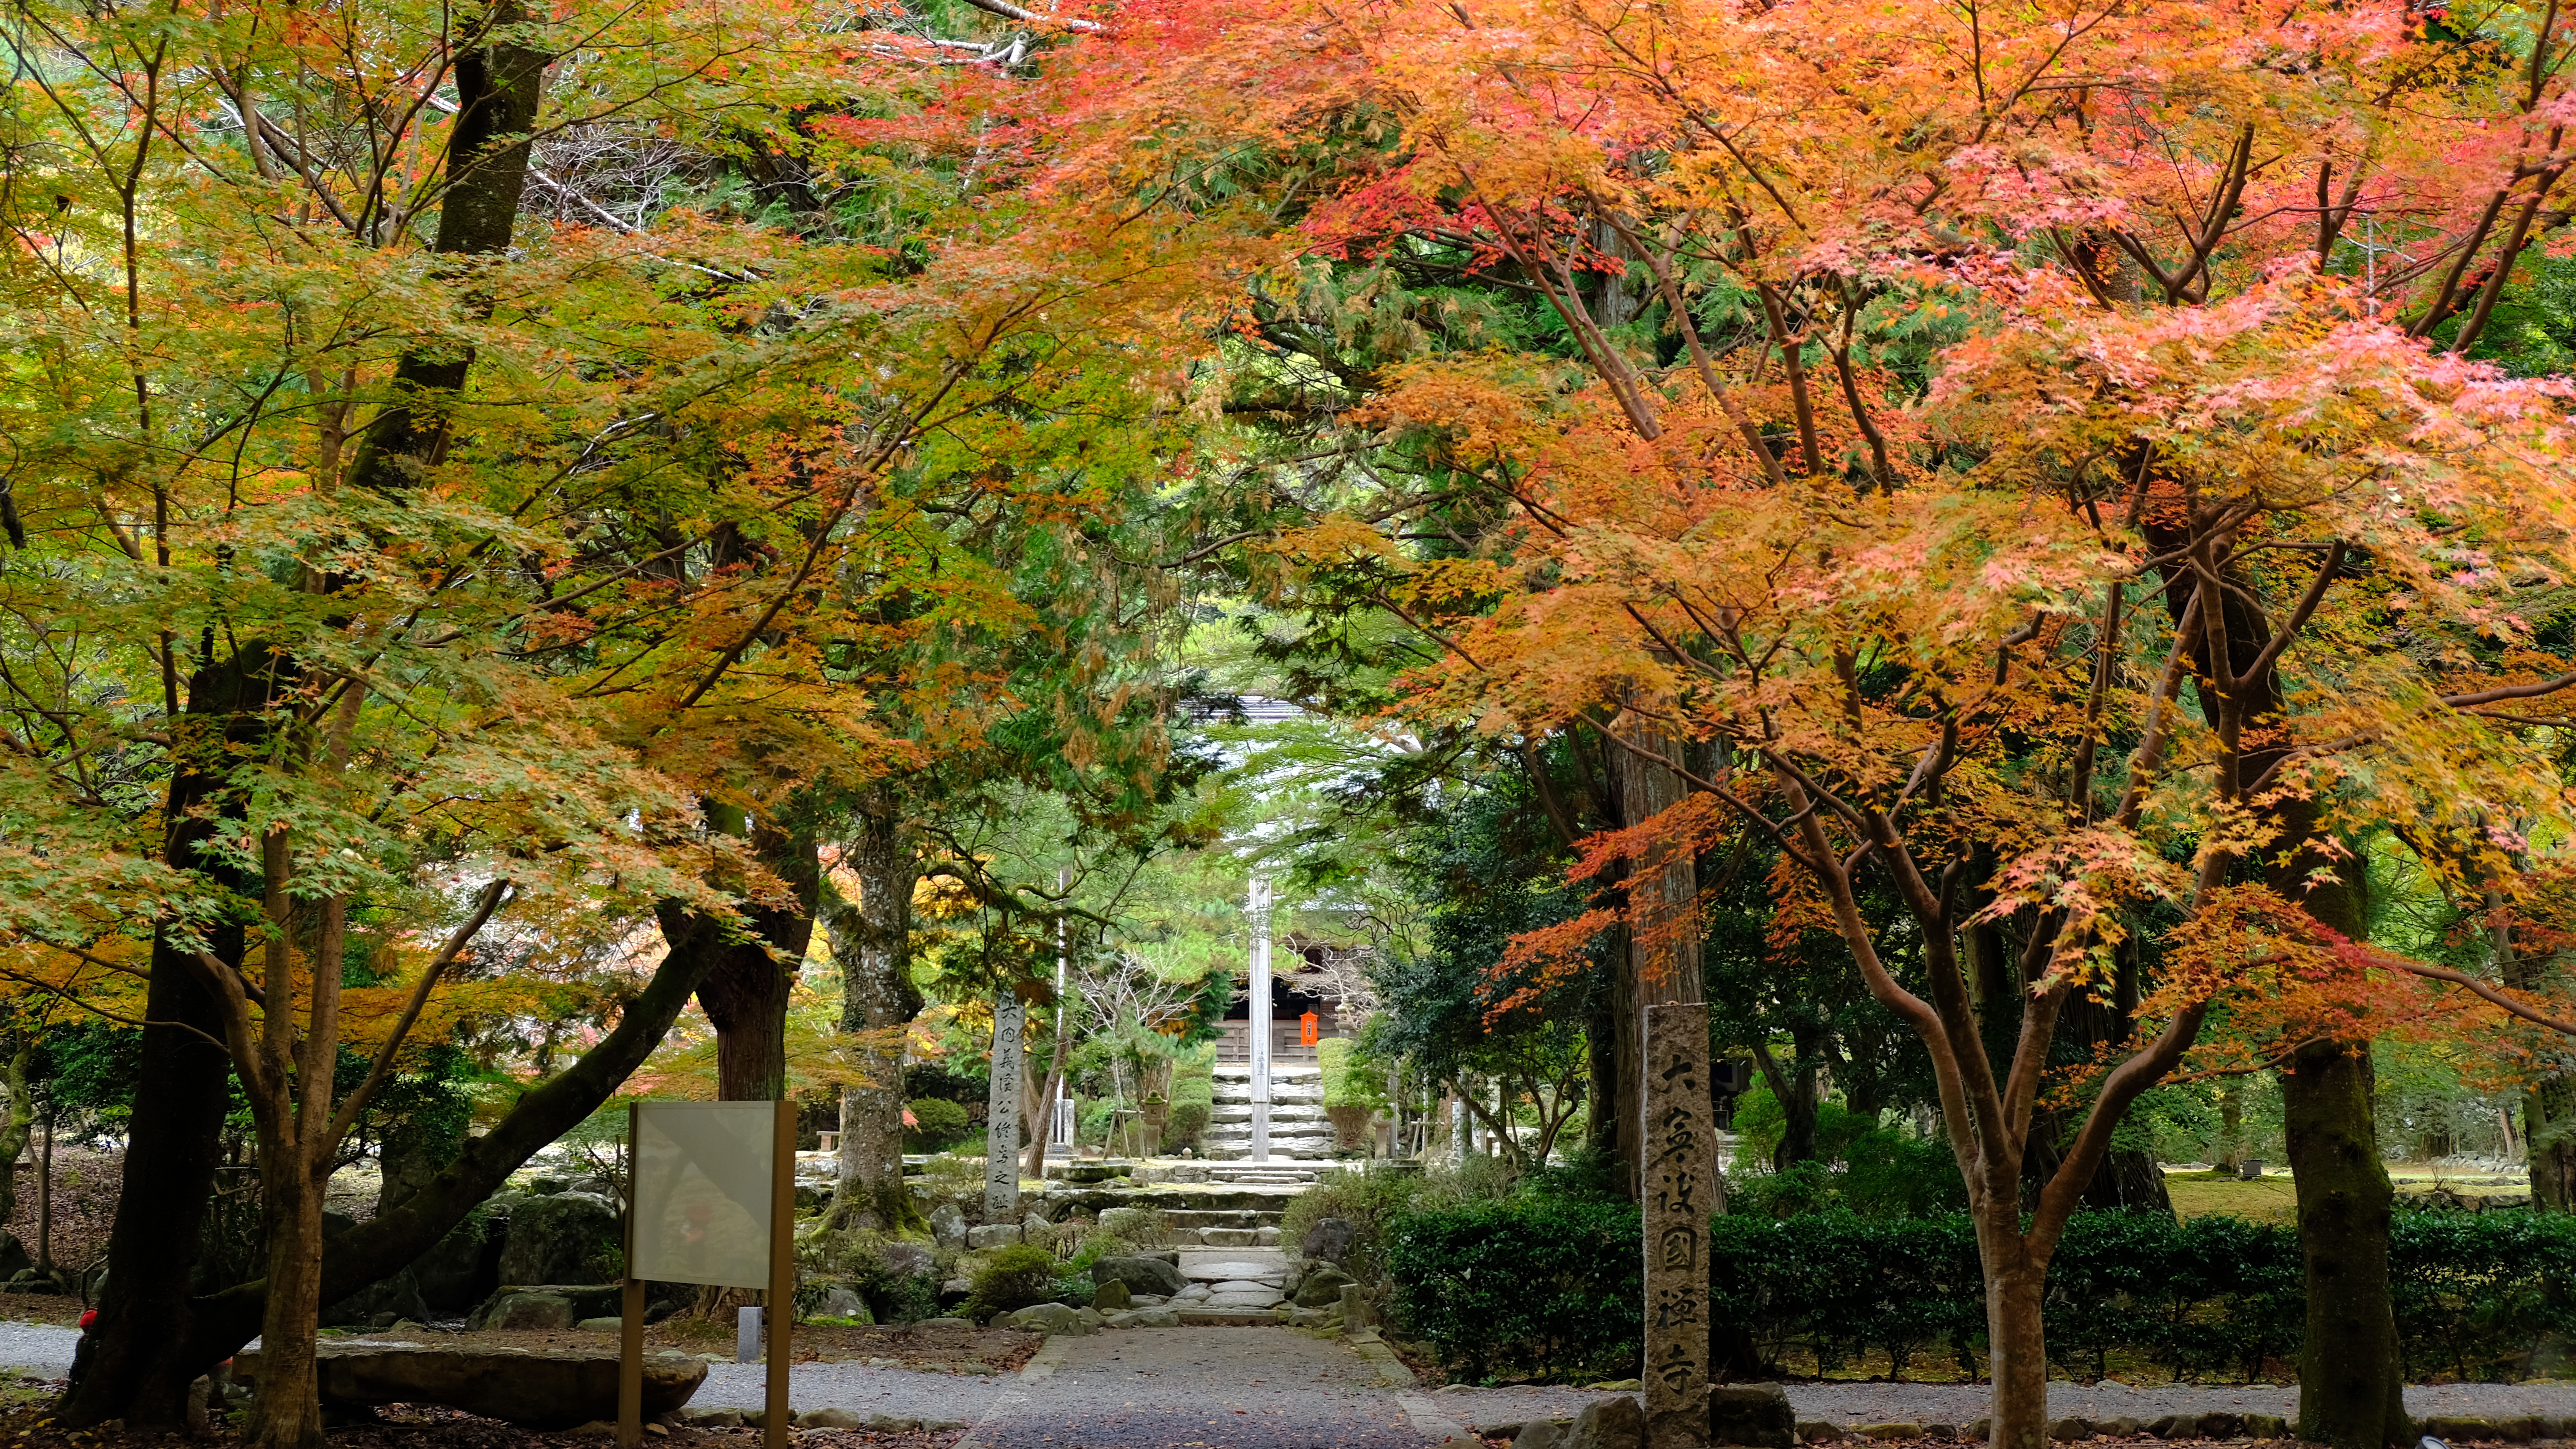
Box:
[1015,0,2576,1443]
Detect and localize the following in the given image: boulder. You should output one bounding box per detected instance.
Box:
[1292,1266,1355,1309]
[410,1211,507,1310]
[966,1224,1020,1249]
[1107,1308,1179,1328]
[234,1341,703,1429]
[1201,1227,1258,1247]
[1093,1280,1132,1311]
[1299,1217,1354,1265]
[2093,1418,2142,1438]
[1022,1213,1058,1248]
[2241,1414,2290,1439]
[796,1409,864,1430]
[323,1268,431,1328]
[469,1283,624,1330]
[2195,1413,2244,1439]
[818,1285,868,1320]
[575,1318,621,1333]
[498,1193,622,1286]
[929,1203,968,1253]
[880,1240,936,1279]
[1097,1207,1151,1239]
[1514,1421,1572,1449]
[0,1233,31,1281]
[2146,1415,2199,1438]
[1565,1395,1645,1449]
[1091,1255,1188,1297]
[2419,1418,2496,1442]
[1798,1422,1843,1444]
[1709,1383,1795,1449]
[1853,1427,1921,1443]
[677,1407,742,1428]
[1001,1302,1085,1335]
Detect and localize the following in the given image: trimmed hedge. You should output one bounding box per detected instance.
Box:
[1384,1196,1645,1383]
[1386,1202,2576,1385]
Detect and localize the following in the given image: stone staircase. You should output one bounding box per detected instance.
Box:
[1204,1063,1337,1163]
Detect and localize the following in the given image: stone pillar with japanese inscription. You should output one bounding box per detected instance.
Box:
[1643,1002,1716,1448]
[984,994,1025,1223]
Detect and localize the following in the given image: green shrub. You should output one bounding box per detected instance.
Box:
[1385,1197,2576,1385]
[904,1098,971,1151]
[1385,1195,1643,1383]
[961,1244,1060,1321]
[1161,1101,1210,1151]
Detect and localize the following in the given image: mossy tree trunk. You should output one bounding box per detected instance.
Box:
[828,795,924,1234]
[2283,1038,2408,1445]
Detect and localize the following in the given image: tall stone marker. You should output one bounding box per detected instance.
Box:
[985,994,1025,1223]
[1643,1002,1715,1449]
[1248,876,1272,1161]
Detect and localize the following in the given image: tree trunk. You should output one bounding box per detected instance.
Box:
[2218,1082,2245,1175]
[2527,1078,2576,1211]
[679,822,820,1103]
[1981,1248,2052,1449]
[254,1153,329,1449]
[1585,954,1622,1171]
[828,802,922,1233]
[64,645,272,1429]
[2284,1038,2408,1447]
[0,1043,35,1223]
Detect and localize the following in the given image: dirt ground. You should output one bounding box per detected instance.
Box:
[393,1321,1040,1377]
[0,1400,961,1449]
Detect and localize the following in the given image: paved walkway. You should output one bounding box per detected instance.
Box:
[953,1327,1439,1449]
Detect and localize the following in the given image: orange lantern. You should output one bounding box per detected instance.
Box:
[1299,1011,1320,1047]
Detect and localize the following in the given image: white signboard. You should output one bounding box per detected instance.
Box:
[631,1101,775,1289]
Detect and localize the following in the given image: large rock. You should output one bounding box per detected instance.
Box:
[966,1224,1019,1250]
[1291,1265,1354,1309]
[1566,1396,1645,1449]
[928,1203,968,1253]
[1710,1384,1794,1449]
[236,1341,703,1429]
[1000,1302,1086,1335]
[881,1240,936,1279]
[322,1268,431,1328]
[0,1233,31,1281]
[1090,1255,1187,1297]
[469,1283,624,1330]
[1299,1217,1354,1265]
[411,1211,507,1310]
[498,1193,622,1286]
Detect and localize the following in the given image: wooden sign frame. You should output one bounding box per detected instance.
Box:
[619,1100,796,1449]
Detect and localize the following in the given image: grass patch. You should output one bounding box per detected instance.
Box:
[2166,1174,2301,1221]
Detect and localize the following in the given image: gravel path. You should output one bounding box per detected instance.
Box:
[1437,1379,2576,1432]
[960,1327,1424,1449]
[696,1361,1010,1423]
[0,1323,73,1379]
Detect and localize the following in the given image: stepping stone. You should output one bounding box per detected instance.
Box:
[1209,1280,1277,1294]
[1184,1260,1283,1281]
[1204,1291,1284,1308]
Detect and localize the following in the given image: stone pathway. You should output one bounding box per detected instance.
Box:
[953,1326,1432,1449]
[1168,1250,1292,1312]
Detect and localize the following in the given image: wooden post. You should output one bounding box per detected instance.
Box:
[766,1099,794,1449]
[618,1101,643,1449]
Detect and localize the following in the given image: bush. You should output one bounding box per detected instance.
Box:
[961,1243,1059,1321]
[1162,1101,1210,1151]
[1385,1195,1643,1383]
[1384,1198,2576,1385]
[905,1098,971,1152]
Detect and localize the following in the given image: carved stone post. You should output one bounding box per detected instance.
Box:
[984,994,1024,1223]
[1643,1004,1715,1447]
[1623,713,1712,1449]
